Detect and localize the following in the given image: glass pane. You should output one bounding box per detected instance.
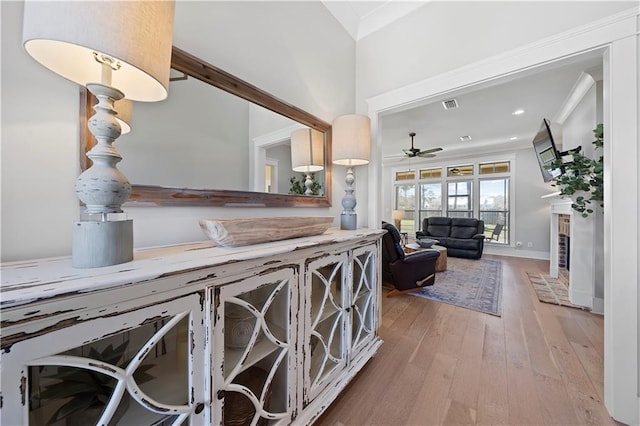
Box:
[399,210,416,234]
[447,180,472,217]
[309,262,344,388]
[28,316,189,426]
[351,251,374,351]
[223,279,291,425]
[395,185,416,211]
[448,196,469,210]
[224,280,290,376]
[479,161,510,174]
[419,168,441,178]
[395,170,416,180]
[448,181,470,196]
[479,178,509,244]
[479,179,508,210]
[447,164,473,176]
[420,183,442,210]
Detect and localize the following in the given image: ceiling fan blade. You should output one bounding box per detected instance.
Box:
[418,147,443,155]
[417,152,437,158]
[383,154,407,159]
[402,148,413,155]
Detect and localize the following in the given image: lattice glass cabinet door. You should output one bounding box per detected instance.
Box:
[303,252,348,405]
[212,267,297,426]
[349,246,378,358]
[2,293,206,426]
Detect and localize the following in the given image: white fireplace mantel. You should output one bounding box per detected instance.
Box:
[548,196,603,313]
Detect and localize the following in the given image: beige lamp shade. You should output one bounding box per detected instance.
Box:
[392,209,404,230]
[115,99,133,134]
[332,114,371,166]
[392,210,405,221]
[22,0,175,101]
[291,128,324,172]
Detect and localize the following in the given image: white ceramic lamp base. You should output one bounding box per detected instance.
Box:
[72,220,133,268]
[341,213,357,230]
[340,166,358,230]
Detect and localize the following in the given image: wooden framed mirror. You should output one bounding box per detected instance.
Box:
[80,46,332,208]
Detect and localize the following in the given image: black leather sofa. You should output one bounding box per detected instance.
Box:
[416,217,485,259]
[381,222,440,294]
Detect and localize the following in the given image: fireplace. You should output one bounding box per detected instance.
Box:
[548,198,601,312]
[558,213,570,282]
[549,200,572,280]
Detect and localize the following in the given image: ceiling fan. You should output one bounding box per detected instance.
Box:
[385,132,443,160]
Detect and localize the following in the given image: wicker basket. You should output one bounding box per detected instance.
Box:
[224,367,272,426]
[225,304,262,350]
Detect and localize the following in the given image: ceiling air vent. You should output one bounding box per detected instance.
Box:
[442,99,459,110]
[459,135,472,142]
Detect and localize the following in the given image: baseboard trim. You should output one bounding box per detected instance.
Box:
[569,288,593,309]
[592,297,604,315]
[484,245,549,260]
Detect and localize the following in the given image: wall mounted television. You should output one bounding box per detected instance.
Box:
[532,118,563,182]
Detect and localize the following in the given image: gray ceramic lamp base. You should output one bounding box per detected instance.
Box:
[340,213,357,230]
[72,220,133,268]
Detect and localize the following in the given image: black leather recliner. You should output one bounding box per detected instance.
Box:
[381,221,440,294]
[416,217,485,259]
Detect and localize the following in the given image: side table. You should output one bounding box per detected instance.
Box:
[431,245,447,272]
[404,243,447,272]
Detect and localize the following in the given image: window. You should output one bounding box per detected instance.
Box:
[479,178,510,244]
[447,181,472,218]
[447,164,473,176]
[395,184,416,233]
[479,161,510,174]
[419,183,442,223]
[393,160,511,244]
[420,168,442,179]
[395,170,416,181]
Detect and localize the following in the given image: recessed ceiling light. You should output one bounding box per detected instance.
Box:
[512,109,525,115]
[510,136,518,140]
[459,135,472,141]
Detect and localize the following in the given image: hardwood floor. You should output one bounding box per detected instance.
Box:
[317,255,616,426]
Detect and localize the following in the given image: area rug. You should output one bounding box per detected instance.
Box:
[410,257,503,316]
[526,271,583,309]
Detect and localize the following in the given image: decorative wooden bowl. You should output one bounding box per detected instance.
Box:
[199,216,334,247]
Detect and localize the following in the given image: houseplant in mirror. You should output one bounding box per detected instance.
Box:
[551,124,603,217]
[289,173,322,196]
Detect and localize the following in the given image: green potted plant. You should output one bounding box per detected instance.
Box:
[551,124,603,217]
[39,341,155,425]
[289,173,322,195]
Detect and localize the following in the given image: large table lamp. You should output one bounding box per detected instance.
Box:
[22,1,175,268]
[392,210,405,231]
[332,114,371,230]
[291,128,324,195]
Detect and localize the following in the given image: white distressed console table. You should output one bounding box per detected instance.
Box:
[1,228,384,425]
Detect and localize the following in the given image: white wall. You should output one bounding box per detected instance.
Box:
[560,83,604,309]
[356,1,635,110]
[1,1,355,261]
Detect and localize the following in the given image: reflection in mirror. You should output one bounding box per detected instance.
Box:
[80,46,331,207]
